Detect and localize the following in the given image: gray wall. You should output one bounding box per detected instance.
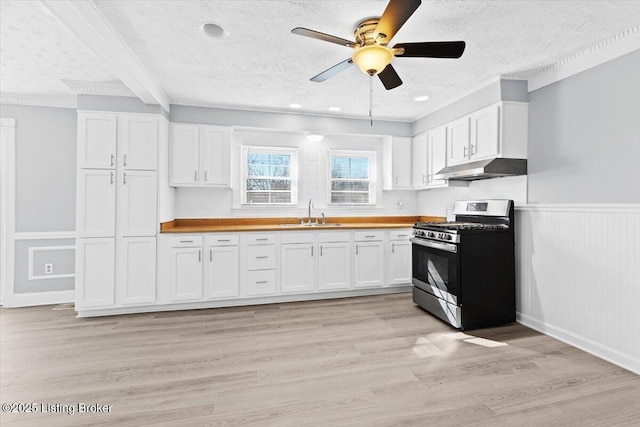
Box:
[14,238,75,293]
[527,49,640,203]
[0,104,77,232]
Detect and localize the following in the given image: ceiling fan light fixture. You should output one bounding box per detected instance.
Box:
[352,44,394,75]
[306,132,324,142]
[414,95,430,102]
[201,22,228,39]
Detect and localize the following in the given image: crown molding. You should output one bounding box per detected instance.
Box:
[0,94,77,109]
[527,25,640,92]
[60,79,136,97]
[170,99,412,123]
[42,0,170,112]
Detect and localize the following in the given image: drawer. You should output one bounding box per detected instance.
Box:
[354,230,384,241]
[207,234,239,246]
[168,235,203,247]
[247,270,277,296]
[247,234,276,245]
[247,245,276,270]
[281,232,314,244]
[389,229,412,241]
[318,231,350,243]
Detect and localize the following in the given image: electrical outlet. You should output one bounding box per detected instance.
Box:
[44,263,53,274]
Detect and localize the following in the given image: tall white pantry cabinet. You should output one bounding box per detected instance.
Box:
[76,112,159,309]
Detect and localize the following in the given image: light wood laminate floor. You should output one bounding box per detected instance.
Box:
[1,293,639,426]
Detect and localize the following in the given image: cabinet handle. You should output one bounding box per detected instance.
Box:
[470,145,476,155]
[256,256,268,259]
[123,154,127,167]
[365,235,376,238]
[110,153,114,167]
[256,238,268,241]
[180,240,194,243]
[205,171,208,182]
[256,281,268,284]
[397,234,408,237]
[210,249,212,262]
[356,244,359,255]
[392,243,395,253]
[194,170,198,182]
[320,245,323,256]
[463,146,468,157]
[311,246,314,257]
[123,172,127,185]
[217,239,230,242]
[394,176,398,185]
[110,172,114,185]
[198,249,202,262]
[422,173,426,184]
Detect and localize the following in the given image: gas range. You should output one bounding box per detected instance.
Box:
[413,222,509,243]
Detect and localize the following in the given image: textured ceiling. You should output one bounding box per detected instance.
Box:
[1,1,639,120]
[0,1,118,102]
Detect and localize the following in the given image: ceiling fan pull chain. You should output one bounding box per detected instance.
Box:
[369,75,373,126]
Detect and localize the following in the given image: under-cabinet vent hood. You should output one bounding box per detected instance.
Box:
[435,158,527,181]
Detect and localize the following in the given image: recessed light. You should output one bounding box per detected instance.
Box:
[289,103,302,109]
[201,22,229,39]
[414,95,430,102]
[329,107,342,112]
[306,133,324,142]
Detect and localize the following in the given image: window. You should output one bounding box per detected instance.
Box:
[242,146,297,205]
[329,150,376,205]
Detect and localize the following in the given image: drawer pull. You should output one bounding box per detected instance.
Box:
[180,240,194,243]
[365,235,376,238]
[256,256,269,259]
[217,239,231,242]
[396,234,408,237]
[256,281,268,284]
[256,238,269,241]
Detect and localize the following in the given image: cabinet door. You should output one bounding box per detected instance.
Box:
[117,237,156,305]
[77,169,116,238]
[206,245,239,299]
[119,115,158,171]
[471,104,500,160]
[318,242,351,290]
[201,125,231,186]
[388,240,412,285]
[392,136,412,189]
[280,243,315,293]
[119,170,157,237]
[169,247,203,301]
[428,126,447,187]
[354,241,384,288]
[76,238,115,308]
[447,117,470,166]
[412,134,428,189]
[171,124,200,185]
[78,113,117,169]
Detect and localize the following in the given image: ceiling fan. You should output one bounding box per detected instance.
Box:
[291,0,466,90]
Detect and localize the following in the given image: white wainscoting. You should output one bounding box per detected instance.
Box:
[515,204,640,374]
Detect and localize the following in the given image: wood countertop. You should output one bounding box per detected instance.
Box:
[160,216,445,233]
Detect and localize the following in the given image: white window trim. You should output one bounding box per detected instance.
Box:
[327,149,377,206]
[241,145,299,206]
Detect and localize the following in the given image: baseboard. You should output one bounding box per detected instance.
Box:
[517,312,640,375]
[2,290,75,308]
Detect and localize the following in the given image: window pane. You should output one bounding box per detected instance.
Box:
[247,153,291,177]
[330,192,369,204]
[246,179,271,190]
[331,156,369,179]
[246,191,292,204]
[331,181,369,191]
[270,180,291,190]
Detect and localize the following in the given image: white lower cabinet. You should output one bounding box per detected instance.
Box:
[117,237,157,304]
[76,238,115,308]
[388,240,412,286]
[247,270,277,296]
[206,245,239,299]
[169,246,203,301]
[354,237,385,288]
[280,243,315,294]
[318,242,351,290]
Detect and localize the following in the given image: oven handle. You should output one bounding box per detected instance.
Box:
[410,238,457,253]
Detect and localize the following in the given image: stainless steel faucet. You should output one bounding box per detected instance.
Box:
[307,199,314,224]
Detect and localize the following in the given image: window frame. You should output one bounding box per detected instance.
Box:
[327,149,377,206]
[241,145,298,206]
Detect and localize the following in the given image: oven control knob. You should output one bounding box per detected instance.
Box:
[427,232,435,238]
[445,234,452,240]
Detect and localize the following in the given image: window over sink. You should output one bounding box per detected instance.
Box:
[328,150,376,205]
[241,146,298,205]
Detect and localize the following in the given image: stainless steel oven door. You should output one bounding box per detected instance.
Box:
[411,238,459,305]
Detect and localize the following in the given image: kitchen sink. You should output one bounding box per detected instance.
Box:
[280,223,342,227]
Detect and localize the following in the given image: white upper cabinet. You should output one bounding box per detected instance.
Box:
[118,115,158,170]
[383,136,412,190]
[427,126,448,188]
[446,102,528,166]
[447,116,471,166]
[77,169,116,238]
[412,133,428,189]
[78,113,117,169]
[170,123,232,187]
[118,170,157,237]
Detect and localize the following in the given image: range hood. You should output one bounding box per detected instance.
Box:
[435,158,527,181]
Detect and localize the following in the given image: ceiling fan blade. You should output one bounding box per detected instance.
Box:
[394,41,466,58]
[311,58,354,82]
[374,0,421,44]
[291,27,355,48]
[378,64,403,90]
